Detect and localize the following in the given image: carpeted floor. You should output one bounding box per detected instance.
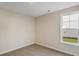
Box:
[0,44,72,56]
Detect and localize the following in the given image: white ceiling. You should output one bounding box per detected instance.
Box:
[0,2,79,17]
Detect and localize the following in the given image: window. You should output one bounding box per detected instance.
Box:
[62,14,79,29]
[61,12,79,45]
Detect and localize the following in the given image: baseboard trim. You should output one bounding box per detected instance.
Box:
[0,42,78,56]
[0,42,35,55]
[35,42,77,56]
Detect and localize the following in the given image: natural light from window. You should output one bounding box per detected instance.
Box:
[62,14,79,29]
[61,12,79,45]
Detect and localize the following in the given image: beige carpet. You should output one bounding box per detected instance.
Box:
[0,44,72,56]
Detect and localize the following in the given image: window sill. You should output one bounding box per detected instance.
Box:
[61,41,79,46]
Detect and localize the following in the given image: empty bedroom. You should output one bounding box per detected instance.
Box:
[0,2,79,56]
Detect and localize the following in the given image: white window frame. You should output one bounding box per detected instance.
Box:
[60,11,79,46]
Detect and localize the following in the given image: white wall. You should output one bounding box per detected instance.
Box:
[0,9,35,54]
[36,5,79,55]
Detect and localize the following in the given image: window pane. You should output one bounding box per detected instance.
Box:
[70,14,78,21]
[70,22,78,28]
[63,22,69,28]
[63,15,69,21]
[63,13,79,29]
[69,14,79,29]
[70,14,75,21]
[63,15,70,28]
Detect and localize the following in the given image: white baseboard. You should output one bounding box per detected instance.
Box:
[0,42,35,55]
[36,42,78,56]
[0,41,78,56]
